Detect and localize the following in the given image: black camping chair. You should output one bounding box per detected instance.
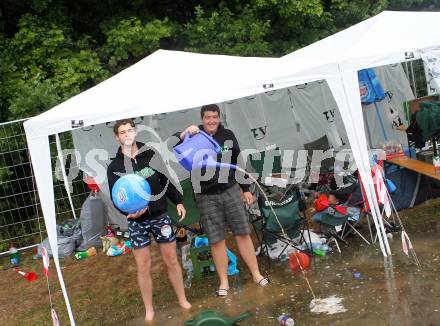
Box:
[303,135,336,189]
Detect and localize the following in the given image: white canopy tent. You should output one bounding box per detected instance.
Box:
[71,63,412,231]
[24,10,440,324]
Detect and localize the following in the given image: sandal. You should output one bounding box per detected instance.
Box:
[215,288,228,297]
[257,277,270,287]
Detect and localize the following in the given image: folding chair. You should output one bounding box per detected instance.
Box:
[167,178,203,237]
[312,181,373,247]
[303,135,335,187]
[250,184,312,265]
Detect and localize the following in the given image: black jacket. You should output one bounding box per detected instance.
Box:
[107,142,183,221]
[175,124,250,194]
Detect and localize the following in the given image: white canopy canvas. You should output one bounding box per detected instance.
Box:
[24,10,440,324]
[71,63,412,231]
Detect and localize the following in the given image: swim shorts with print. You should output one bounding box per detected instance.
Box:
[127,213,176,249]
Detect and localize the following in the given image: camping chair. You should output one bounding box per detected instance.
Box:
[249,184,312,266]
[312,181,373,247]
[303,135,336,190]
[167,178,203,237]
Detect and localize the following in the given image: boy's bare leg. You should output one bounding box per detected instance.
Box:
[235,234,265,283]
[210,239,230,291]
[133,246,155,321]
[159,242,191,309]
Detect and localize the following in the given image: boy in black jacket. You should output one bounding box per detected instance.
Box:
[107,119,191,322]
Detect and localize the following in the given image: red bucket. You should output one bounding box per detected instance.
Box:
[288,252,311,272]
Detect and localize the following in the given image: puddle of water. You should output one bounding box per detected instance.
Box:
[127,211,440,326]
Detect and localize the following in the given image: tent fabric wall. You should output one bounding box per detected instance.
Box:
[71,63,411,231]
[363,64,414,147]
[24,11,440,324]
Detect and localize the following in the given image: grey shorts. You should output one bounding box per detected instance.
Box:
[195,183,251,244]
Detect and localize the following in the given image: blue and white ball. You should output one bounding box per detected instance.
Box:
[112,174,151,214]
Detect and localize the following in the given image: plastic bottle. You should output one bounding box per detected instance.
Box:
[184,264,193,288]
[9,245,20,266]
[320,244,330,251]
[181,244,194,288]
[278,313,295,326]
[312,248,326,257]
[74,246,97,260]
[433,156,440,175]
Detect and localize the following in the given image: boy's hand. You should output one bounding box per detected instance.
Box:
[177,203,187,222]
[242,191,254,206]
[127,207,148,219]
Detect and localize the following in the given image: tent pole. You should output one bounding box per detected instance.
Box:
[330,67,390,257]
[373,102,388,141]
[55,134,78,219]
[410,61,418,98]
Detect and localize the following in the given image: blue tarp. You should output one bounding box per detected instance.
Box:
[387,168,419,210]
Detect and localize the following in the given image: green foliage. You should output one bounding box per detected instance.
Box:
[0,13,108,119]
[184,5,272,56]
[101,17,174,69]
[2,0,440,122]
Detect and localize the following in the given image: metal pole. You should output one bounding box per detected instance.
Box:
[410,61,418,98]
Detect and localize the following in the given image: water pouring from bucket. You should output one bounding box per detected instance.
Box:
[174,131,288,238]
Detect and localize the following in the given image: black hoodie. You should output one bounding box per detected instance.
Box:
[107,142,182,221]
[175,124,251,194]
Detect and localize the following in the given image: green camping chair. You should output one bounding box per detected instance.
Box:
[250,185,312,266]
[168,178,203,236]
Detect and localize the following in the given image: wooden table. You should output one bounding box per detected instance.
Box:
[387,156,440,182]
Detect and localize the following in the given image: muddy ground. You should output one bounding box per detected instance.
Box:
[1,199,439,325]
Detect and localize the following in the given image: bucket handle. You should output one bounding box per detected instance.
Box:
[182,130,221,153]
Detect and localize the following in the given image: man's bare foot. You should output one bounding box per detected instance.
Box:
[145,308,155,322]
[179,300,192,309]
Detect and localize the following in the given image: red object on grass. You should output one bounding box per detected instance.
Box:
[13,268,38,282]
[84,176,100,192]
[288,252,311,272]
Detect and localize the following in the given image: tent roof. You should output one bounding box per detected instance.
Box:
[282,11,440,68]
[24,50,289,137]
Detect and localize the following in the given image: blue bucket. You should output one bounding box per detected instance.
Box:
[174,131,236,171]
